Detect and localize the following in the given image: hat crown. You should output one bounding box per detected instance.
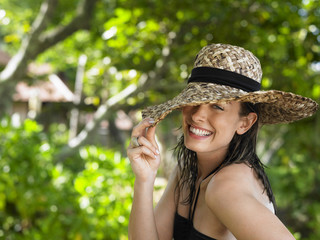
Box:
[194,43,262,83]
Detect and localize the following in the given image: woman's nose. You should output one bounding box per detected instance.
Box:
[191,105,207,122]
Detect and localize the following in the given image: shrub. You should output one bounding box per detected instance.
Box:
[0,118,133,239]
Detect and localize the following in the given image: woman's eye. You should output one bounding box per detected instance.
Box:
[212,104,224,111]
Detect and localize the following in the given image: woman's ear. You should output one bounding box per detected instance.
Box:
[236,112,258,135]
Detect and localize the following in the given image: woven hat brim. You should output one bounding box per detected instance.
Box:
[141,82,319,125]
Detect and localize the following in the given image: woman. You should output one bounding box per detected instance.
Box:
[127,43,318,240]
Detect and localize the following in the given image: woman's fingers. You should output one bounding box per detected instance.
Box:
[137,136,160,156]
[130,118,158,151]
[128,136,159,160]
[127,118,161,180]
[131,118,155,138]
[130,145,158,161]
[145,125,158,149]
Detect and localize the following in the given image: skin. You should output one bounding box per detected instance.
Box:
[181,102,256,178]
[127,102,296,240]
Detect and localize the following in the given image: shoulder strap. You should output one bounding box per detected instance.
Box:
[189,184,201,221]
[188,165,222,222]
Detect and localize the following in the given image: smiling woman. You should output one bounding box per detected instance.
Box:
[127,43,318,240]
[182,102,252,155]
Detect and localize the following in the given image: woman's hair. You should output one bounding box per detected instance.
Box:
[174,102,277,212]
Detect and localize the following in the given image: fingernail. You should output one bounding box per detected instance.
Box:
[149,118,155,124]
[156,149,160,154]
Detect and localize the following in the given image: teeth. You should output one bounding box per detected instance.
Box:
[190,126,212,136]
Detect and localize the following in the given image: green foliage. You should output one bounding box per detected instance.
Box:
[0,0,320,239]
[0,118,133,239]
[266,117,320,239]
[73,146,133,240]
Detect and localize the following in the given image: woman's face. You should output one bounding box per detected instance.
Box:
[182,102,253,159]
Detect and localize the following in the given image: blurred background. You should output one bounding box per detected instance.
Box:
[0,0,319,239]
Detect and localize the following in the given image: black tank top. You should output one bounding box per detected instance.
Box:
[173,213,216,240]
[173,167,220,240]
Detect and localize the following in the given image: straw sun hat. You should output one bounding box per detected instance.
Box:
[142,43,318,125]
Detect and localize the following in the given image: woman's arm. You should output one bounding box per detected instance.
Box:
[127,118,177,240]
[205,164,296,240]
[129,175,159,240]
[127,118,161,240]
[154,166,179,240]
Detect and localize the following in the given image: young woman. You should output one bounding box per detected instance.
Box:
[127,43,318,240]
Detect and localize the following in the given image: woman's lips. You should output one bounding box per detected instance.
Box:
[188,125,213,139]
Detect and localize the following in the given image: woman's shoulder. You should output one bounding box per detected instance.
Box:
[214,162,255,183]
[205,163,257,202]
[204,163,292,239]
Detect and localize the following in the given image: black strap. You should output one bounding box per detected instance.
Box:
[188,67,261,92]
[189,165,222,221]
[189,184,201,221]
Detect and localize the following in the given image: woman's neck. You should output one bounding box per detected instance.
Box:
[196,149,227,179]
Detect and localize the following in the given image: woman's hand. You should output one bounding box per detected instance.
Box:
[127,118,161,182]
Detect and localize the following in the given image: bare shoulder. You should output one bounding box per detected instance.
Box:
[215,162,254,179]
[204,163,260,211]
[206,163,255,194]
[204,163,295,240]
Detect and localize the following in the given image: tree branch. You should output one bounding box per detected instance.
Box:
[54,40,174,162]
[0,0,98,114]
[38,0,98,51]
[0,0,58,83]
[53,26,191,163]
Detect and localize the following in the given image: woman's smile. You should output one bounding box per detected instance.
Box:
[188,124,213,139]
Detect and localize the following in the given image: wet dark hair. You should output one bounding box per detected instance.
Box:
[174,102,277,213]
